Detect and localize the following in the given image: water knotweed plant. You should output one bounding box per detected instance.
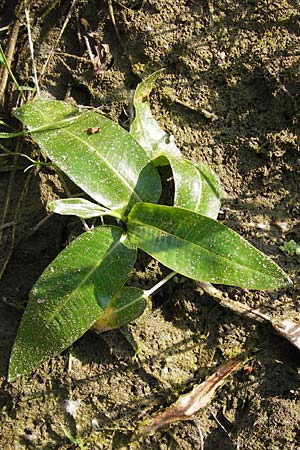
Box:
[5,71,290,381]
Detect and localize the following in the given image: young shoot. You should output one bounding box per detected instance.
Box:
[7,72,290,381]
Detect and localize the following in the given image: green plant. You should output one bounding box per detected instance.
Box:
[7,71,289,381]
[61,424,87,450]
[280,239,300,256]
[0,41,34,102]
[0,42,25,100]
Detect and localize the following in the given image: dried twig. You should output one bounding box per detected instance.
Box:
[0,20,21,106]
[24,8,40,96]
[0,151,33,279]
[141,358,242,434]
[39,0,79,83]
[107,0,124,49]
[197,281,270,323]
[197,281,300,351]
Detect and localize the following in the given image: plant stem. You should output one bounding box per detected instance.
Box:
[0,144,33,279]
[24,8,40,96]
[0,21,25,104]
[39,0,78,83]
[144,271,177,297]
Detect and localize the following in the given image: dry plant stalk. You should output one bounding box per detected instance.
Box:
[142,358,242,434]
[0,20,20,107]
[273,319,300,349]
[197,281,300,352]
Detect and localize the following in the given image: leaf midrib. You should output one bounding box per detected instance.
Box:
[43,232,129,326]
[64,128,143,203]
[114,290,146,314]
[130,216,280,280]
[37,109,143,203]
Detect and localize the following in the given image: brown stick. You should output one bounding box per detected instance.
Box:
[107,0,124,49]
[0,19,20,107]
[196,281,271,323]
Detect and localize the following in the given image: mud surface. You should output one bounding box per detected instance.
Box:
[0,1,300,449]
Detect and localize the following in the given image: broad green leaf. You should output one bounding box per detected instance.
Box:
[170,157,222,219]
[49,198,113,219]
[8,225,136,381]
[191,162,223,219]
[130,71,222,218]
[92,287,147,333]
[130,70,182,164]
[167,156,203,211]
[127,203,290,290]
[14,98,162,213]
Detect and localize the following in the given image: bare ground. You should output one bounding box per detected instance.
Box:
[0,1,300,449]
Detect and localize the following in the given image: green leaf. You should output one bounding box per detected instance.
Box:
[130,71,222,218]
[0,130,27,138]
[191,162,223,219]
[0,42,25,99]
[167,156,202,211]
[130,70,182,164]
[127,203,290,290]
[8,225,136,381]
[279,239,300,256]
[92,287,147,333]
[49,198,113,219]
[170,157,222,219]
[14,98,162,213]
[0,43,7,66]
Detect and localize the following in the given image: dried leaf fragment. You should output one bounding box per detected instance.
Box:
[142,358,242,434]
[273,319,300,351]
[93,43,110,74]
[86,127,100,135]
[80,17,90,32]
[83,35,110,74]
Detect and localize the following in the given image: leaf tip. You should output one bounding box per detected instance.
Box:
[7,360,21,383]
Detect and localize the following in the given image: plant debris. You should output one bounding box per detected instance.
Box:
[198,281,300,352]
[141,358,242,434]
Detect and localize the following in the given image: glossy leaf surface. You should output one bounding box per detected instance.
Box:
[170,157,222,219]
[8,226,136,381]
[49,198,113,219]
[14,98,161,213]
[192,162,222,219]
[130,70,182,163]
[130,71,222,218]
[92,287,147,333]
[127,203,289,290]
